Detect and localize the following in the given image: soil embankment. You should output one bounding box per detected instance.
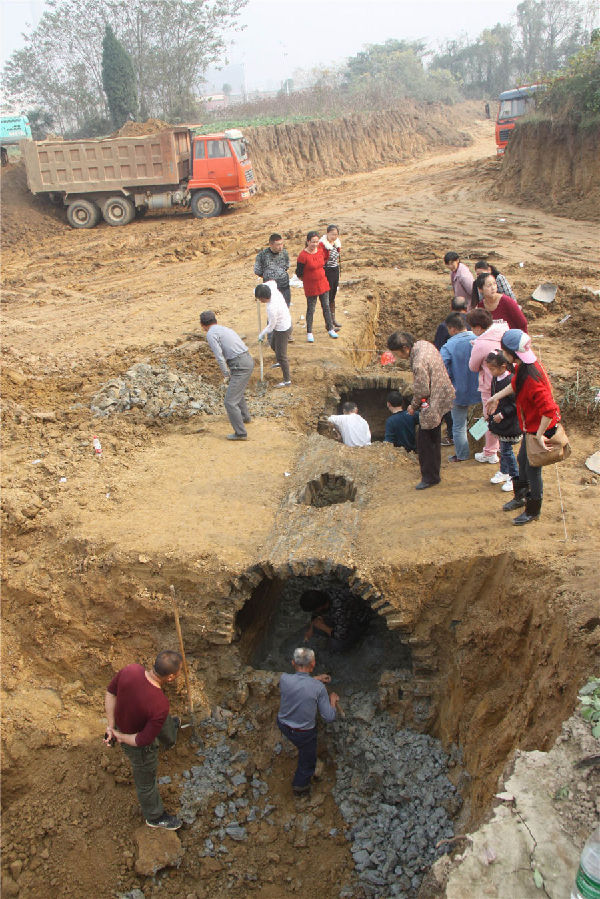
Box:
[1,112,599,899]
[246,101,476,192]
[496,118,600,221]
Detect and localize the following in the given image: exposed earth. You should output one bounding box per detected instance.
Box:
[1,108,599,899]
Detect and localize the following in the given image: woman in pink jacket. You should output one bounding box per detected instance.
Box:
[466,308,508,463]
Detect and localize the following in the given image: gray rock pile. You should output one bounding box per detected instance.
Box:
[90,363,224,419]
[332,707,460,898]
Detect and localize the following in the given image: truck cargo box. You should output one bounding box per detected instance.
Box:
[22,127,191,195]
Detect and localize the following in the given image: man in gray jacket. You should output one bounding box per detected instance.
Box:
[277,647,339,795]
[201,310,254,440]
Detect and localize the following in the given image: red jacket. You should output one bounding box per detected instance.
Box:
[478,295,528,332]
[511,361,560,433]
[296,245,329,296]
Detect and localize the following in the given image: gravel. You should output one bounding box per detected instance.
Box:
[331,701,461,898]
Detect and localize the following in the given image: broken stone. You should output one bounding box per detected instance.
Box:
[134,826,184,876]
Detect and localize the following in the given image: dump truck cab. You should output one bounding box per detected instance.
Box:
[189,129,256,217]
[495,85,545,156]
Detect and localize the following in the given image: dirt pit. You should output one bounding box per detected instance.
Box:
[2,113,599,898]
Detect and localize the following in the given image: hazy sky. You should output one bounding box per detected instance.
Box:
[2,0,522,90]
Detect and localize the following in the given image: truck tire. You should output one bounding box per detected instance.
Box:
[191,190,223,219]
[102,196,135,226]
[66,199,101,229]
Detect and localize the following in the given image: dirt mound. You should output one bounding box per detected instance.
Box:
[245,101,474,192]
[112,117,174,137]
[495,119,600,222]
[0,163,68,248]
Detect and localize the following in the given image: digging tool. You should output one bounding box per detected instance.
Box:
[169,584,201,742]
[256,299,264,382]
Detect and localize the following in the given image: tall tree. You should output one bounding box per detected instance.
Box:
[102,24,138,128]
[2,0,247,134]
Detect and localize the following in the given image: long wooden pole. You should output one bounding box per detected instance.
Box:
[256,299,264,381]
[169,584,199,739]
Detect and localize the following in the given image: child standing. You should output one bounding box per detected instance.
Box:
[485,351,521,491]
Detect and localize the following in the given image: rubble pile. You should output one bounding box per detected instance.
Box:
[333,711,460,898]
[90,363,224,419]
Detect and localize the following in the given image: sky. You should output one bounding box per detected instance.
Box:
[2,0,523,91]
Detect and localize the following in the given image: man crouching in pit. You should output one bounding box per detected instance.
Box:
[277,647,339,796]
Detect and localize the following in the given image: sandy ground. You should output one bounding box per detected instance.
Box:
[1,116,599,898]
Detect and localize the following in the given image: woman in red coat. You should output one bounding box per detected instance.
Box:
[487,329,561,525]
[295,231,338,343]
[477,272,528,332]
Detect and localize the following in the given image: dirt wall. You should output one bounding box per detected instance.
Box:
[245,101,474,192]
[495,118,600,221]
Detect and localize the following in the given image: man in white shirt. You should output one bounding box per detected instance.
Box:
[327,402,371,446]
[256,281,292,388]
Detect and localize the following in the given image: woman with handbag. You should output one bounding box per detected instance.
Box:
[486,329,563,526]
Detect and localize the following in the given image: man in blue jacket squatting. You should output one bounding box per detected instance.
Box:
[277,647,339,795]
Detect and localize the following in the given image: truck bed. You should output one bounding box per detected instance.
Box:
[22,128,191,195]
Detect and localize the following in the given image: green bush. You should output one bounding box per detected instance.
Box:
[578,677,600,739]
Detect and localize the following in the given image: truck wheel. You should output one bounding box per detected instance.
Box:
[1,148,8,167]
[66,199,101,229]
[191,190,223,219]
[102,196,135,226]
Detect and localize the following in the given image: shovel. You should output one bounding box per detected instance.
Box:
[531,282,557,304]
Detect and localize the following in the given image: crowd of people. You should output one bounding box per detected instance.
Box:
[201,238,562,527]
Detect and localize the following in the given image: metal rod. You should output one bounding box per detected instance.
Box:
[256,299,264,381]
[169,584,200,740]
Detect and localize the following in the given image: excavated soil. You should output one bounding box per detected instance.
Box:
[495,118,600,222]
[1,110,599,899]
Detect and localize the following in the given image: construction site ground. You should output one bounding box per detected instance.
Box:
[1,115,599,898]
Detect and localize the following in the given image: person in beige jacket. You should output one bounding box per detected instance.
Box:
[387,331,455,489]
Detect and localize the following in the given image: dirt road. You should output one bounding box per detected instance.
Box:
[1,116,599,898]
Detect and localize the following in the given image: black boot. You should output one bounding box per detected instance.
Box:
[503,482,528,511]
[330,301,342,329]
[513,497,542,526]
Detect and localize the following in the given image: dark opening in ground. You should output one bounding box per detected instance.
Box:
[298,473,357,507]
[338,387,394,441]
[234,573,461,898]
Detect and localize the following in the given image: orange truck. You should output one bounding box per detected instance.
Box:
[21,127,257,228]
[495,84,546,156]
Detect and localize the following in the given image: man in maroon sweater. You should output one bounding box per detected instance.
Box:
[104,650,182,829]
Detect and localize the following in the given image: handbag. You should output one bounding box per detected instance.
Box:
[525,423,571,467]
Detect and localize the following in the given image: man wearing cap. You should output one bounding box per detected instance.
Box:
[200,311,254,440]
[487,329,561,525]
[277,647,339,795]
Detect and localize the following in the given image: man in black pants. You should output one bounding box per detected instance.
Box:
[277,647,338,795]
[387,331,455,490]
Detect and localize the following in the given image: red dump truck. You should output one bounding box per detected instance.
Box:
[21,127,257,228]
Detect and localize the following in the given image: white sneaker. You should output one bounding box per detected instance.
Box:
[307,333,314,343]
[328,329,339,339]
[501,477,514,492]
[490,471,509,484]
[274,381,291,388]
[475,451,499,464]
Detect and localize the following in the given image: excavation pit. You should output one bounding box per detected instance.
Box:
[298,473,357,507]
[319,376,411,442]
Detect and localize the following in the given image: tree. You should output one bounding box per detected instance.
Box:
[222,82,232,96]
[102,24,137,128]
[25,108,55,140]
[2,0,248,134]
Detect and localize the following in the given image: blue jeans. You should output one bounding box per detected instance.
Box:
[499,441,519,479]
[277,719,317,788]
[452,403,470,460]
